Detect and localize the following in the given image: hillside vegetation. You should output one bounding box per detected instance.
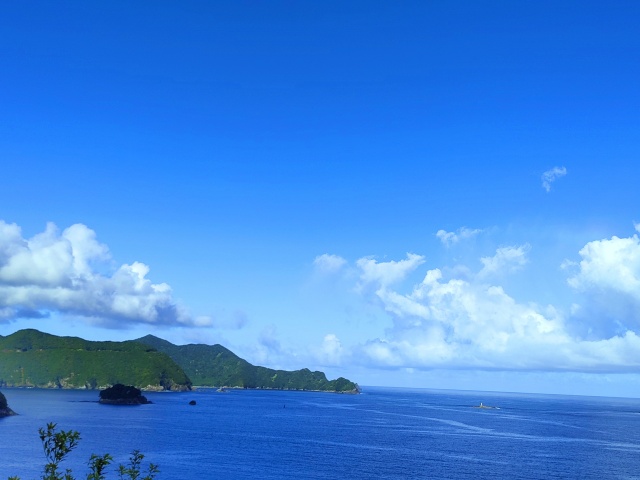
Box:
[0,329,358,393]
[0,329,191,390]
[136,335,359,393]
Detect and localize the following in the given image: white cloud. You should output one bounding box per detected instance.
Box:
[566,233,640,337]
[361,267,567,368]
[192,316,215,327]
[541,166,567,192]
[315,333,345,366]
[436,227,482,247]
[0,220,201,327]
[313,253,347,273]
[568,234,640,297]
[351,249,565,369]
[356,253,425,289]
[335,228,640,373]
[478,244,530,278]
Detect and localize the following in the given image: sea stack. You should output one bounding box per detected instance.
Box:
[0,390,17,416]
[99,384,151,405]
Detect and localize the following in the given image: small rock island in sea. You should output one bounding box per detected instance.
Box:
[0,390,17,416]
[99,384,151,405]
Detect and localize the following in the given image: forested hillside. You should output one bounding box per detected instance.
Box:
[137,335,359,393]
[0,329,358,393]
[0,329,191,390]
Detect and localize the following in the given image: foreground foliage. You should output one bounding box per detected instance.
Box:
[8,423,158,480]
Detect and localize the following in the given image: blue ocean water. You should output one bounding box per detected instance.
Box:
[2,387,640,479]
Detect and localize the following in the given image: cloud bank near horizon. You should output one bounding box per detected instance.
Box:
[314,225,640,373]
[6,218,640,377]
[0,220,210,328]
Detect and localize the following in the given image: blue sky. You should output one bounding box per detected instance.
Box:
[2,1,640,396]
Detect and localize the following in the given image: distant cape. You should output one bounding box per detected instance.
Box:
[136,334,360,393]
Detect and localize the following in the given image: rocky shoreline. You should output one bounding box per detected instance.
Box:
[0,406,17,417]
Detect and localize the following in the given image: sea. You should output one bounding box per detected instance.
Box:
[2,387,640,479]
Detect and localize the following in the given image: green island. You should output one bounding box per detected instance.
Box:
[0,329,359,393]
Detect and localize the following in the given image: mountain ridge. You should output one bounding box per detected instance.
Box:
[0,329,191,390]
[0,329,359,393]
[136,334,360,393]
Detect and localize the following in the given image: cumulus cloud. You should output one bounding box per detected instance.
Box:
[313,254,347,274]
[478,244,530,278]
[339,231,640,373]
[541,166,567,192]
[355,253,565,365]
[358,268,568,369]
[0,220,205,327]
[568,235,640,296]
[566,233,640,337]
[316,333,345,366]
[436,227,482,247]
[356,253,425,289]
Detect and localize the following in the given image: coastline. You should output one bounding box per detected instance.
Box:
[0,384,360,395]
[191,385,361,394]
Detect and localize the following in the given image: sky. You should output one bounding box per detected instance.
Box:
[1,1,640,397]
